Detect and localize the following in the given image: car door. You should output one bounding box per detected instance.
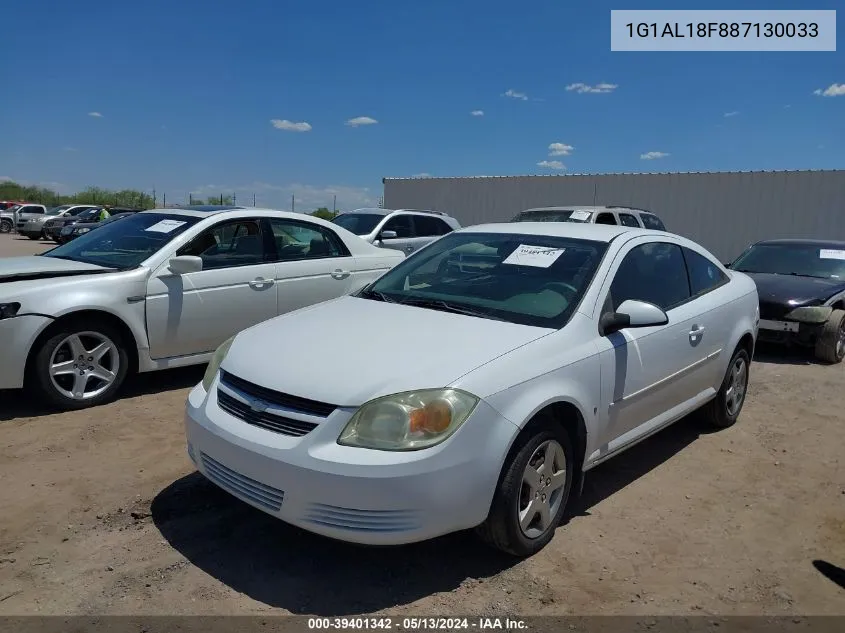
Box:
[594,239,705,451]
[265,217,356,313]
[145,218,278,359]
[376,214,416,254]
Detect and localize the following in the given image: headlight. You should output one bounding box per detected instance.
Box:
[201,335,236,391]
[75,227,91,234]
[784,306,832,324]
[338,389,479,451]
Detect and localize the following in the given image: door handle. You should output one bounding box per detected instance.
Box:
[689,326,706,339]
[331,269,351,280]
[248,277,275,289]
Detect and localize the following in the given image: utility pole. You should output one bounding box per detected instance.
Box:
[333,195,336,214]
[253,193,256,206]
[233,192,237,206]
[163,193,167,207]
[152,187,156,208]
[291,194,295,212]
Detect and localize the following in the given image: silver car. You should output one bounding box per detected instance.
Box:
[18,204,100,239]
[0,206,405,411]
[332,208,461,256]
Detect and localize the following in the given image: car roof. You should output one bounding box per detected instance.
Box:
[338,207,453,217]
[753,238,845,249]
[458,222,661,243]
[139,207,337,222]
[520,205,652,214]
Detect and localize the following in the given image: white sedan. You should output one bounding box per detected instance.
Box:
[185,222,760,556]
[0,206,404,410]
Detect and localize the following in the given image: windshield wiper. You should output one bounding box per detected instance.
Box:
[398,297,507,321]
[358,288,397,303]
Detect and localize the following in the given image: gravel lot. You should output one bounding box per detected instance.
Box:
[0,233,843,615]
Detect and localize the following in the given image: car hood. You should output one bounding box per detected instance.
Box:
[0,256,114,283]
[743,272,845,306]
[220,295,554,407]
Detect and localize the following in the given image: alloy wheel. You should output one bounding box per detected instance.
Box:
[517,439,567,539]
[49,331,121,401]
[725,356,748,417]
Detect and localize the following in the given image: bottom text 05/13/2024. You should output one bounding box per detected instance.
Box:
[625,21,819,39]
[307,617,528,630]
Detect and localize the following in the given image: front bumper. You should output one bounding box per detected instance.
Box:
[44,225,65,240]
[0,314,52,389]
[757,318,824,347]
[184,380,519,546]
[18,225,44,238]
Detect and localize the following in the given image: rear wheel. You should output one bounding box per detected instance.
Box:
[703,347,750,429]
[476,422,574,557]
[29,321,129,411]
[815,309,845,364]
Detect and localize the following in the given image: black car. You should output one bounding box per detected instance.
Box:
[43,206,106,241]
[55,210,141,243]
[728,239,845,363]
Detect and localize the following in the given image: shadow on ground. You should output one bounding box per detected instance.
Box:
[152,413,711,614]
[753,343,820,366]
[0,365,205,421]
[813,560,845,590]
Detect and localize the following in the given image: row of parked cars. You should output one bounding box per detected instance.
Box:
[0,202,144,242]
[1,202,843,557]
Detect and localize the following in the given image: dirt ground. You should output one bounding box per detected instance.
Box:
[0,233,843,616]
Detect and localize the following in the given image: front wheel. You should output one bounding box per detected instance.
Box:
[814,309,845,364]
[29,322,129,411]
[0,219,11,233]
[476,423,574,557]
[702,347,750,429]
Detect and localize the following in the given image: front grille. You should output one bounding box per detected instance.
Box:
[304,503,422,533]
[219,370,337,417]
[201,452,284,512]
[217,389,318,437]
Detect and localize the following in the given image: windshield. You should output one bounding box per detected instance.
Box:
[363,232,608,328]
[43,212,201,269]
[732,244,845,280]
[46,205,73,215]
[511,209,593,223]
[332,213,385,235]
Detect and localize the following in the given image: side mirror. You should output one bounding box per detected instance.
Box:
[168,255,203,275]
[378,230,397,241]
[599,299,668,336]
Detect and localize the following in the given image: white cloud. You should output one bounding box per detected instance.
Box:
[270,119,312,132]
[724,111,739,117]
[345,116,378,127]
[640,151,670,160]
[88,111,103,118]
[470,110,484,116]
[813,83,845,97]
[412,173,432,178]
[537,160,566,170]
[565,82,617,94]
[548,142,575,156]
[63,146,78,152]
[502,89,528,101]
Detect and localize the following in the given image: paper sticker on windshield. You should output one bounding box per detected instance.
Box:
[502,244,565,268]
[569,210,592,222]
[819,249,845,260]
[145,219,187,233]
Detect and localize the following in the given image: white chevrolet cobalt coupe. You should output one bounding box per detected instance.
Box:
[185,222,760,556]
[0,206,404,410]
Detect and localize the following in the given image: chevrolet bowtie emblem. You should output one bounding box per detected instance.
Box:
[249,398,269,413]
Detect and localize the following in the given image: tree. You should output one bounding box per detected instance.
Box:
[205,195,234,205]
[0,180,154,209]
[310,207,337,221]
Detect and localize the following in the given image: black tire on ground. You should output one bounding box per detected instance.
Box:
[814,309,845,364]
[29,320,130,411]
[0,219,11,233]
[27,234,40,240]
[702,346,751,429]
[476,420,574,557]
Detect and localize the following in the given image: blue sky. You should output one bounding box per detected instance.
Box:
[1,0,842,210]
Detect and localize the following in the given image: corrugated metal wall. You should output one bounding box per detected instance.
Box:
[383,170,845,261]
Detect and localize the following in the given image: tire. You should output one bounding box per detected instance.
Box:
[476,421,574,557]
[29,320,130,411]
[814,309,845,364]
[27,234,40,240]
[702,347,750,429]
[0,219,11,233]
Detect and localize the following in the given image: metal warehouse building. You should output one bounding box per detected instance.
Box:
[382,170,845,262]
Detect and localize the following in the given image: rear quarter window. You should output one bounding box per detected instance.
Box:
[640,213,666,231]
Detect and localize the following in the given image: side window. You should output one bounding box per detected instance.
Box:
[618,213,641,227]
[640,213,666,231]
[23,206,43,214]
[595,212,617,225]
[608,242,691,313]
[268,218,347,260]
[382,214,413,238]
[177,219,265,269]
[414,215,452,237]
[684,247,729,298]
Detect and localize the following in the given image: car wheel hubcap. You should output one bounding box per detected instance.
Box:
[49,332,120,401]
[725,357,748,417]
[518,439,567,539]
